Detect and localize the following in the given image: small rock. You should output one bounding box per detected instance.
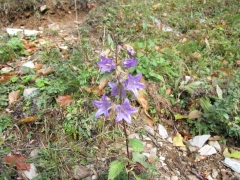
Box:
[158,142,163,146]
[128,133,139,139]
[40,5,47,12]
[212,169,218,179]
[23,88,38,97]
[92,175,97,180]
[74,165,93,180]
[22,61,35,68]
[189,135,210,149]
[146,144,153,149]
[199,144,217,156]
[144,125,154,135]
[150,148,157,155]
[206,175,213,180]
[142,135,151,141]
[173,170,180,176]
[161,175,171,180]
[209,140,221,152]
[158,124,168,139]
[171,175,178,180]
[187,175,200,180]
[1,67,13,73]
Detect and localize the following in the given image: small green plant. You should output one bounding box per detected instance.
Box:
[0,115,13,134]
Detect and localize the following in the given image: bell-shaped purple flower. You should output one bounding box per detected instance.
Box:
[92,94,111,118]
[127,48,135,57]
[108,80,126,98]
[122,58,138,68]
[97,56,116,72]
[125,74,146,97]
[115,98,138,124]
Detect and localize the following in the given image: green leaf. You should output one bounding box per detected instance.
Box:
[129,138,144,152]
[216,84,223,99]
[132,152,148,168]
[185,81,203,94]
[227,150,240,159]
[107,34,114,50]
[108,160,125,180]
[199,97,213,112]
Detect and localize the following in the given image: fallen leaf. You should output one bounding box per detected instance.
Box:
[100,49,111,58]
[87,3,96,9]
[174,113,188,120]
[8,90,20,106]
[74,165,93,180]
[165,87,172,96]
[18,116,38,124]
[223,148,230,157]
[36,67,55,77]
[85,87,105,96]
[179,130,193,140]
[190,52,202,60]
[137,90,148,111]
[173,133,185,147]
[98,78,109,90]
[227,150,240,159]
[56,95,73,107]
[0,75,12,83]
[4,155,30,170]
[236,60,240,66]
[188,110,202,119]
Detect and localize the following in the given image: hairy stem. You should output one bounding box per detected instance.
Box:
[123,119,130,180]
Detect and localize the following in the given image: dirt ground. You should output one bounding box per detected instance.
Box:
[1,1,240,180]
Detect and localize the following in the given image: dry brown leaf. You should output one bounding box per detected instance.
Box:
[137,90,149,111]
[8,90,20,106]
[236,60,240,66]
[34,63,43,69]
[4,155,30,170]
[36,67,55,77]
[56,95,73,107]
[0,75,12,83]
[190,52,202,60]
[18,116,38,124]
[100,49,111,58]
[188,110,202,119]
[85,87,105,96]
[140,109,154,127]
[165,88,172,96]
[99,78,109,90]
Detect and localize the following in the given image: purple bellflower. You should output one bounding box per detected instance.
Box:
[122,58,138,68]
[126,47,135,57]
[98,56,116,72]
[125,74,146,97]
[115,98,138,124]
[92,94,111,118]
[108,80,126,98]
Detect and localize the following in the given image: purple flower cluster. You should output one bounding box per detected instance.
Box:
[93,47,145,124]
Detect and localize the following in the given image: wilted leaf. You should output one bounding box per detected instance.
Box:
[184,81,203,94]
[227,150,240,159]
[223,148,230,157]
[137,90,148,111]
[237,60,240,66]
[8,90,20,106]
[129,138,144,152]
[99,77,109,90]
[173,133,185,147]
[179,130,192,140]
[188,110,202,119]
[216,84,223,99]
[190,52,202,60]
[101,49,111,58]
[56,95,73,107]
[165,88,172,96]
[0,75,12,83]
[4,155,30,170]
[174,113,188,120]
[18,116,38,124]
[108,160,125,180]
[85,87,105,96]
[74,165,93,180]
[36,67,55,77]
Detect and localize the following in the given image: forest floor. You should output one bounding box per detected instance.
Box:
[0,0,240,179]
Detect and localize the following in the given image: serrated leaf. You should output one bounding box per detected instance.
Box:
[199,97,213,112]
[132,152,148,168]
[216,84,223,99]
[129,138,144,152]
[173,133,185,147]
[108,160,125,180]
[227,150,240,159]
[185,81,203,94]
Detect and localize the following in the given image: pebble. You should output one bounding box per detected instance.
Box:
[171,176,178,180]
[212,169,218,179]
